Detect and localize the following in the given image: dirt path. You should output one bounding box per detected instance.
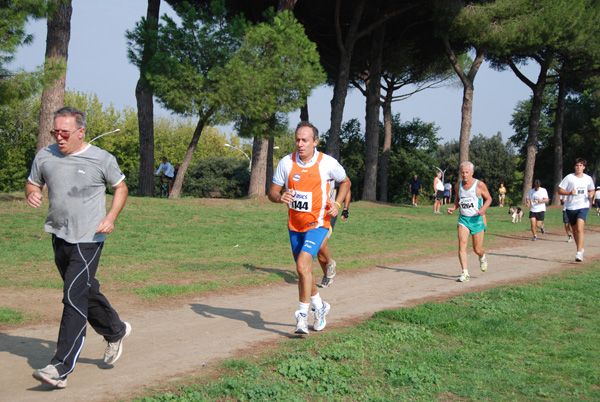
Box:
[2,230,600,402]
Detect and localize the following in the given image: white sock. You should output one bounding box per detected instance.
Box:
[310,294,323,310]
[298,302,310,316]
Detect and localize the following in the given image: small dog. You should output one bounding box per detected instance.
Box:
[509,207,523,223]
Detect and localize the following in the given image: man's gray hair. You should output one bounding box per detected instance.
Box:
[460,161,474,172]
[54,107,87,130]
[296,121,319,140]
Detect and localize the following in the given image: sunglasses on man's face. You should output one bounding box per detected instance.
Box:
[50,128,81,139]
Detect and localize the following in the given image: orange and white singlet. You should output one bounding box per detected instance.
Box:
[273,151,347,233]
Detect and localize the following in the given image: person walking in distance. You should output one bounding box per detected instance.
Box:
[433,171,444,214]
[316,187,351,288]
[447,161,492,282]
[558,158,596,262]
[26,107,131,389]
[268,121,351,334]
[443,181,453,205]
[409,174,422,206]
[498,183,507,207]
[526,179,549,241]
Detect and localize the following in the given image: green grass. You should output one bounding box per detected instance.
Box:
[0,307,25,325]
[1,193,597,305]
[2,192,600,400]
[132,265,600,401]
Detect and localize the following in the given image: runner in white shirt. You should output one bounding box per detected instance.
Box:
[526,179,549,241]
[595,186,600,216]
[558,158,596,262]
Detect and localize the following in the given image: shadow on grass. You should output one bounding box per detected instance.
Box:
[243,264,297,285]
[375,265,456,281]
[190,304,296,338]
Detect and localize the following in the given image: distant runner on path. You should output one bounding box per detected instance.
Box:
[268,121,351,334]
[447,161,492,283]
[526,179,549,241]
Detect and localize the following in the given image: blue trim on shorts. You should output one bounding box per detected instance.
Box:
[288,227,329,261]
[565,208,589,226]
[458,214,486,235]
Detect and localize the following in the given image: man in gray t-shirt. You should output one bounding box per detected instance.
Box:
[26,107,131,389]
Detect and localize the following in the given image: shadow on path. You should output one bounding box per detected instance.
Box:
[190,304,296,338]
[375,265,456,281]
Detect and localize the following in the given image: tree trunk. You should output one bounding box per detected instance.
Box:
[248,136,269,197]
[136,0,161,197]
[277,0,297,12]
[379,95,393,202]
[362,25,384,202]
[325,0,366,161]
[551,76,566,206]
[520,78,548,205]
[442,40,484,168]
[36,0,72,151]
[266,136,275,194]
[300,101,309,121]
[169,114,208,199]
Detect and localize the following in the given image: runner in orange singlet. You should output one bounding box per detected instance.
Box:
[269,121,351,334]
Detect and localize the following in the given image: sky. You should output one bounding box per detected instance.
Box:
[11,0,540,144]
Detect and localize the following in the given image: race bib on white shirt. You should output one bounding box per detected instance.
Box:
[289,190,312,212]
[460,197,476,210]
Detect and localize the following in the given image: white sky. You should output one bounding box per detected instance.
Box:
[11,0,539,143]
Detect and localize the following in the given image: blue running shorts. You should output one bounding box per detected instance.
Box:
[565,208,589,226]
[289,227,329,261]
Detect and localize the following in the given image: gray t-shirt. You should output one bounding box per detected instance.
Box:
[28,144,125,243]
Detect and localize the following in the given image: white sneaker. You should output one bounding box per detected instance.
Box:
[326,260,336,279]
[479,254,487,272]
[316,275,334,288]
[457,272,470,282]
[313,301,330,331]
[567,235,573,243]
[32,364,67,388]
[575,249,584,262]
[104,322,131,364]
[294,311,308,334]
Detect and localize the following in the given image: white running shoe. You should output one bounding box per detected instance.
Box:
[532,235,538,241]
[294,311,309,334]
[104,322,131,364]
[317,275,334,288]
[32,364,67,388]
[457,272,470,282]
[575,249,584,262]
[326,260,336,279]
[313,301,330,331]
[567,235,573,243]
[479,254,487,272]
